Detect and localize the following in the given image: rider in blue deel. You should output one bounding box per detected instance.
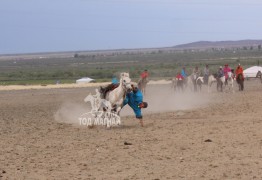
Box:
[123,84,148,127]
[111,76,119,85]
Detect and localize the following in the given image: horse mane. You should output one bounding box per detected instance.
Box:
[100,84,119,99]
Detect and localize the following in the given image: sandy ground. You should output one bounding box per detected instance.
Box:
[0,80,262,179]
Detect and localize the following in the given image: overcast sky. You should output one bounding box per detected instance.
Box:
[1,0,262,54]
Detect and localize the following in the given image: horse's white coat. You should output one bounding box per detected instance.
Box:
[207,75,217,93]
[105,72,132,115]
[225,72,235,93]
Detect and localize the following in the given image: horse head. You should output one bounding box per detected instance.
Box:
[120,72,132,90]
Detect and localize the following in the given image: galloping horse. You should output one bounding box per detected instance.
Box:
[216,72,235,93]
[101,72,132,115]
[138,77,148,95]
[225,71,235,93]
[207,74,217,93]
[171,77,184,92]
[236,73,244,91]
[217,75,225,92]
[196,76,204,92]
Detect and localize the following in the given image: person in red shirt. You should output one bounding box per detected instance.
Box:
[235,63,244,91]
[140,69,149,79]
[235,64,244,79]
[176,72,184,80]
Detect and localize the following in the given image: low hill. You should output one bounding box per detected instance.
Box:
[173,40,262,49]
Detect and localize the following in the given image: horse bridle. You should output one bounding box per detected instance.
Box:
[121,78,131,91]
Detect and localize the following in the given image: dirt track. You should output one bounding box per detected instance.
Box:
[0,80,262,179]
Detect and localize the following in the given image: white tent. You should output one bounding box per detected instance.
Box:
[243,66,262,78]
[76,77,95,84]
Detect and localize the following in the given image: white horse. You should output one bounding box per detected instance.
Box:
[217,75,225,92]
[224,71,235,93]
[196,76,204,92]
[103,72,132,115]
[207,74,217,93]
[186,74,200,92]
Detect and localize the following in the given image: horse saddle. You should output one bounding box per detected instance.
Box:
[100,83,119,99]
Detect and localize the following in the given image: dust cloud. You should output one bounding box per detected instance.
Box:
[122,84,212,116]
[144,84,211,113]
[54,83,212,124]
[54,102,89,125]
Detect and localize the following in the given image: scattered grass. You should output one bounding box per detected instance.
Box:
[0,49,262,85]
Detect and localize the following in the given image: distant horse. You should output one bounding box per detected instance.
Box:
[195,76,217,92]
[236,74,244,91]
[186,76,194,92]
[225,71,235,93]
[196,76,204,92]
[171,77,184,92]
[138,77,148,95]
[192,73,200,92]
[207,74,217,93]
[217,76,225,92]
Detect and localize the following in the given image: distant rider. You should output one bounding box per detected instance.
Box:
[223,64,231,85]
[181,67,187,78]
[235,63,244,80]
[192,66,200,92]
[176,72,184,80]
[140,69,149,80]
[203,64,210,84]
[217,66,224,78]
